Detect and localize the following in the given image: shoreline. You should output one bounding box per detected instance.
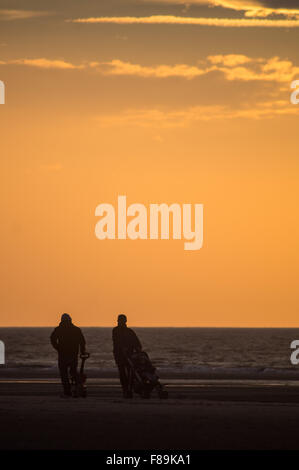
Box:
[1,377,299,386]
[1,366,299,381]
[2,379,299,403]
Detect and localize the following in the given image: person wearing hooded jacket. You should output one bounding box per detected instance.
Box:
[50,313,86,397]
[112,314,142,398]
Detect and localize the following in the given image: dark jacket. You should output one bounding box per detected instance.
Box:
[50,322,86,358]
[112,326,141,363]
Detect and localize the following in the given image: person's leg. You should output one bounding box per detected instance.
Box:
[125,363,133,397]
[69,357,79,384]
[117,362,129,397]
[69,357,79,396]
[58,357,71,396]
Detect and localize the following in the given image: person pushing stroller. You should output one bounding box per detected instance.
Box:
[112,314,168,399]
[112,314,142,398]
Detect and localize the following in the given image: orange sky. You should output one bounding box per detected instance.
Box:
[0,0,299,326]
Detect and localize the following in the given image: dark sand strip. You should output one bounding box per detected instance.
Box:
[1,381,299,449]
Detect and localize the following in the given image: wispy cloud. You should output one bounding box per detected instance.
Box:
[96,101,299,128]
[0,9,49,21]
[144,1,299,19]
[208,55,299,83]
[0,58,84,70]
[1,55,298,83]
[207,54,252,66]
[94,55,299,83]
[198,1,299,19]
[92,53,299,126]
[67,14,299,27]
[95,59,212,78]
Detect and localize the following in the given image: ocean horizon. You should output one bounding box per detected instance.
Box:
[1,327,299,380]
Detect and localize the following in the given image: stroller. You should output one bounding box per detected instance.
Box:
[126,350,168,399]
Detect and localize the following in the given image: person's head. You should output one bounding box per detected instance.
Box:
[60,313,72,325]
[117,314,127,327]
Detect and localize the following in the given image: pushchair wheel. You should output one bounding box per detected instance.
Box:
[141,390,151,399]
[158,390,168,399]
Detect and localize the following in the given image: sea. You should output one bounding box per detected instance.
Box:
[1,327,299,380]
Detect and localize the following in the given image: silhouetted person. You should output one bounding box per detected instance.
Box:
[50,313,86,397]
[113,314,142,398]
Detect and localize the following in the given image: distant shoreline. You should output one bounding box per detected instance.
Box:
[2,326,299,329]
[1,365,299,381]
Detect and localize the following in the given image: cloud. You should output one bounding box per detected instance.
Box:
[1,55,298,84]
[96,101,299,128]
[207,54,252,66]
[0,51,297,125]
[95,59,212,78]
[1,58,84,70]
[94,55,299,83]
[203,1,299,18]
[13,58,82,70]
[143,1,299,19]
[67,14,299,27]
[209,56,299,82]
[91,53,299,126]
[0,9,49,21]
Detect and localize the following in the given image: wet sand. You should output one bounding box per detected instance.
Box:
[1,380,299,450]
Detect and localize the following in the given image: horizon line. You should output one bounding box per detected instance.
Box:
[1,325,299,329]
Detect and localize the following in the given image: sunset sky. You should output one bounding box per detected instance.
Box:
[0,0,298,326]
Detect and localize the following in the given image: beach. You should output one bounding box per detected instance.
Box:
[1,379,299,450]
[2,328,299,450]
